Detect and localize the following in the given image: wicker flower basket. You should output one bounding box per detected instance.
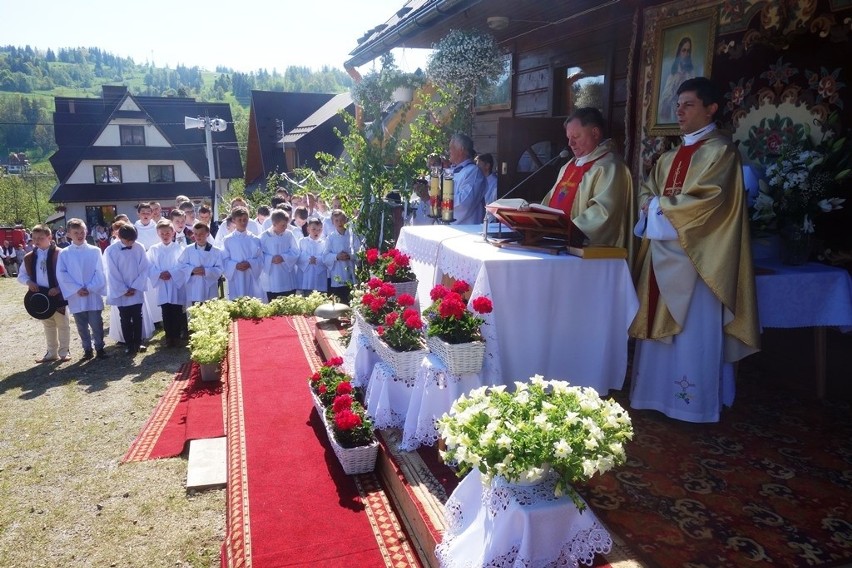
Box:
[325,423,379,475]
[426,335,486,376]
[373,337,429,380]
[388,279,418,300]
[308,380,325,417]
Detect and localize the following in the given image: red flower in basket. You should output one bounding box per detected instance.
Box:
[367,277,384,289]
[328,356,344,367]
[334,408,363,431]
[397,294,416,307]
[311,372,321,383]
[332,394,354,413]
[472,297,493,314]
[365,248,380,265]
[385,311,399,326]
[336,381,353,395]
[425,280,490,345]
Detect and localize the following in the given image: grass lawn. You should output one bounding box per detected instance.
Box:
[0,278,223,567]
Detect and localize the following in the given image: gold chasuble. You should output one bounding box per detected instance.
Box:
[541,140,634,250]
[629,130,760,360]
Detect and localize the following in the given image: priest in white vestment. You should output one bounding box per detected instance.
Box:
[629,77,760,423]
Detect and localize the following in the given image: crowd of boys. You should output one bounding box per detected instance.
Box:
[18,191,357,362]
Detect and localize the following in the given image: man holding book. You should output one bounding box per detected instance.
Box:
[540,108,633,249]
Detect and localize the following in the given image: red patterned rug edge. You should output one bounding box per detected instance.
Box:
[120,362,192,463]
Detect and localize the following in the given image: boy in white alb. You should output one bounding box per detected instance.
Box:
[260,209,299,301]
[133,202,159,249]
[322,209,355,305]
[298,217,327,295]
[178,222,224,303]
[222,206,264,300]
[104,223,150,355]
[56,218,109,360]
[147,220,187,348]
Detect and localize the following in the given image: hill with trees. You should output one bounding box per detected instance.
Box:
[0,45,354,162]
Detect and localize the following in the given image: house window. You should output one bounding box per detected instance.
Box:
[555,61,607,116]
[149,165,175,183]
[120,125,145,146]
[94,165,122,184]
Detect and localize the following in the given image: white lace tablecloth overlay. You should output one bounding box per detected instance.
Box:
[342,316,379,389]
[398,225,639,391]
[365,361,419,430]
[399,354,486,451]
[436,470,612,568]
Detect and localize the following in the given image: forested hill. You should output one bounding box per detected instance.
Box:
[0,45,354,160]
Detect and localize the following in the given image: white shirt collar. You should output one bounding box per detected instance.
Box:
[575,139,610,166]
[683,123,716,146]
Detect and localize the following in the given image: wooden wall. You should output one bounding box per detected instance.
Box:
[472,6,637,163]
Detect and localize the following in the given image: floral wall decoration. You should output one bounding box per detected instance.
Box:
[636,0,852,179]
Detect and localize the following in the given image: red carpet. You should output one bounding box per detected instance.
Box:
[121,362,225,463]
[221,316,419,568]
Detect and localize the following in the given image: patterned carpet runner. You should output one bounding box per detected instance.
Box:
[576,372,852,567]
[121,362,225,463]
[221,316,419,568]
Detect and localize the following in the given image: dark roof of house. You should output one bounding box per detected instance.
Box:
[244,90,336,185]
[281,93,354,144]
[49,86,243,191]
[50,181,214,203]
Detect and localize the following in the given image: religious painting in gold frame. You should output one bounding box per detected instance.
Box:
[648,7,718,136]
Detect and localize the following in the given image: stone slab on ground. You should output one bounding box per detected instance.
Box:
[187,437,227,490]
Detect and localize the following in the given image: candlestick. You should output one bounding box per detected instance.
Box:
[429,166,442,217]
[441,168,454,222]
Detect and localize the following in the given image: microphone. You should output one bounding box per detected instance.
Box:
[497,149,571,202]
[481,148,570,242]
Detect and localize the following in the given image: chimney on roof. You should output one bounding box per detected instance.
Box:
[102,85,128,103]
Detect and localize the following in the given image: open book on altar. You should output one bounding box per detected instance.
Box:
[485,199,586,249]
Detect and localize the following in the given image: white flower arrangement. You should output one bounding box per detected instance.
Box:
[438,375,634,511]
[187,293,332,364]
[427,29,503,94]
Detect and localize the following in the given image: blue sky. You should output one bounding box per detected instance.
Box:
[6,0,431,73]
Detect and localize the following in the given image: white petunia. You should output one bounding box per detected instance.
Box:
[554,439,572,459]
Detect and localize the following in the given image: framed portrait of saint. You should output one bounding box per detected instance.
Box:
[648,7,718,136]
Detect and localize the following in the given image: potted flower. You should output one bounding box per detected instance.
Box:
[354,277,399,326]
[324,393,378,474]
[423,280,491,375]
[361,248,418,299]
[187,300,233,381]
[308,356,357,410]
[437,375,634,511]
[373,294,429,379]
[750,136,850,264]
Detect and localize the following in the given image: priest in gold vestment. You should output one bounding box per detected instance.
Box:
[540,108,634,249]
[629,77,760,423]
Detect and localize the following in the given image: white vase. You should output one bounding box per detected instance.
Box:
[199,362,221,382]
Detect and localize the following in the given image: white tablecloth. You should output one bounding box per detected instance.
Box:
[399,354,486,451]
[397,225,639,391]
[435,470,612,568]
[755,259,852,328]
[365,361,418,430]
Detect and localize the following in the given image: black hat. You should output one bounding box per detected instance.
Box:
[24,290,57,320]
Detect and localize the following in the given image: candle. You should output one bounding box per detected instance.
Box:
[441,168,454,222]
[429,167,441,217]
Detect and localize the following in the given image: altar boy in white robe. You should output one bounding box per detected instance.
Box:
[147,220,187,348]
[105,223,150,355]
[260,209,299,301]
[222,206,264,300]
[56,218,109,360]
[178,222,224,304]
[132,202,163,330]
[322,209,355,305]
[298,217,327,295]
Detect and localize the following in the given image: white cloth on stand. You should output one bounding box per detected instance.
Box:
[435,469,612,568]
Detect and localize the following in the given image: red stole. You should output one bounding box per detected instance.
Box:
[547,155,605,216]
[646,141,704,335]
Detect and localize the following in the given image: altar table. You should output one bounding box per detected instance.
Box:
[397,225,639,391]
[754,259,852,398]
[435,469,612,568]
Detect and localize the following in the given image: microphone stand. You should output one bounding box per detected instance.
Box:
[482,149,571,244]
